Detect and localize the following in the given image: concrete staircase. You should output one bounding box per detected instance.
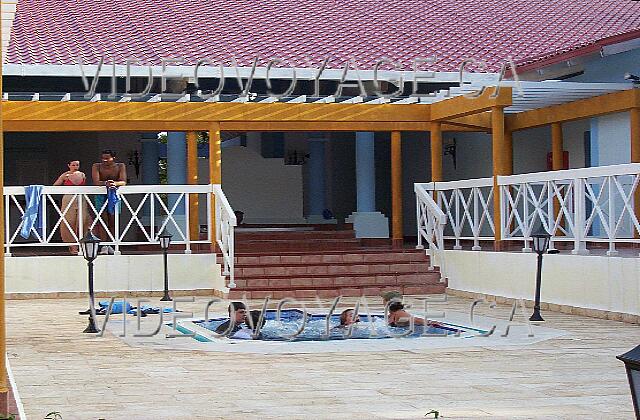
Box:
[225,227,446,299]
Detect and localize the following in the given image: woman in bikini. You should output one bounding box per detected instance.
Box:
[54,160,91,255]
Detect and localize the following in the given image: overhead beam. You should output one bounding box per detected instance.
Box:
[506,89,640,131]
[1,100,432,132]
[442,112,492,131]
[3,119,481,133]
[430,87,512,121]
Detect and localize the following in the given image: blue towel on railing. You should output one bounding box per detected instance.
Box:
[20,185,44,239]
[107,186,120,215]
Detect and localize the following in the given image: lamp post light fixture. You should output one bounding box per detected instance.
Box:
[158,231,173,301]
[617,345,640,419]
[530,229,551,322]
[80,231,101,333]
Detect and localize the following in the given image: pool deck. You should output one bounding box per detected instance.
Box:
[6,295,638,419]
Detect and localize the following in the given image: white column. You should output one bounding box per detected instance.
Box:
[345,132,389,238]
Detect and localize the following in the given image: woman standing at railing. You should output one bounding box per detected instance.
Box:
[54,160,90,255]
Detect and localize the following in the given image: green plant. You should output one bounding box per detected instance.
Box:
[425,409,440,418]
[0,414,16,420]
[44,412,62,420]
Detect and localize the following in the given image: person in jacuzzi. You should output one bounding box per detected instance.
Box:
[387,301,443,328]
[231,310,267,340]
[215,302,247,336]
[338,309,360,327]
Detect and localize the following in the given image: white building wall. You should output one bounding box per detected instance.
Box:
[442,132,493,180]
[589,112,631,167]
[562,119,589,169]
[220,146,305,224]
[567,47,638,168]
[513,126,551,174]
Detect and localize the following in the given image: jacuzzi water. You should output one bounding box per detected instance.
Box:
[193,309,480,341]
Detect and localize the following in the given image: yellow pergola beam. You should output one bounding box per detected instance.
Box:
[220,121,480,132]
[442,112,492,131]
[430,87,512,121]
[2,100,434,132]
[506,89,640,131]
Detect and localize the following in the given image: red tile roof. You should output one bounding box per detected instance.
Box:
[6,0,640,72]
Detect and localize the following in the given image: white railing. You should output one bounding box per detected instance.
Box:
[499,163,640,255]
[213,184,237,288]
[4,183,238,286]
[418,178,495,250]
[415,184,447,279]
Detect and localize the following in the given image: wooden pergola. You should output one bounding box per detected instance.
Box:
[1,86,639,247]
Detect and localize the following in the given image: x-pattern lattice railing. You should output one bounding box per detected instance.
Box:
[499,164,640,255]
[4,185,213,256]
[418,178,495,251]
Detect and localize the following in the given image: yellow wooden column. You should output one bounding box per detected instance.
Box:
[505,130,513,175]
[391,131,403,249]
[208,123,222,251]
[551,123,564,170]
[430,122,443,182]
[186,131,199,241]
[631,108,640,238]
[492,107,507,251]
[0,15,7,415]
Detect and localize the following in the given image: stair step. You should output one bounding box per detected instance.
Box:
[240,223,353,231]
[233,272,442,289]
[236,239,362,252]
[236,230,356,241]
[235,262,435,278]
[229,251,428,266]
[228,284,446,299]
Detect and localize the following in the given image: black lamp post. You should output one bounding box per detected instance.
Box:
[158,232,173,301]
[617,345,640,419]
[80,231,101,333]
[530,230,550,322]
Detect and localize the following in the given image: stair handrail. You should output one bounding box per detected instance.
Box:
[213,184,237,288]
[415,183,447,279]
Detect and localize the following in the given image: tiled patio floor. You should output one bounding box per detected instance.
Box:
[5,295,637,419]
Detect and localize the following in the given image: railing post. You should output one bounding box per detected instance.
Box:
[572,177,588,255]
[415,189,424,250]
[522,183,532,252]
[114,195,121,255]
[3,195,9,256]
[453,189,461,250]
[228,223,236,288]
[472,187,481,250]
[547,181,557,252]
[206,189,212,245]
[77,195,84,253]
[607,177,618,256]
[184,193,191,255]
[41,193,47,244]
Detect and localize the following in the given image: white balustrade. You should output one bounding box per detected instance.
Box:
[213,184,238,288]
[4,183,238,287]
[415,184,447,279]
[499,163,640,255]
[417,178,495,251]
[416,163,640,256]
